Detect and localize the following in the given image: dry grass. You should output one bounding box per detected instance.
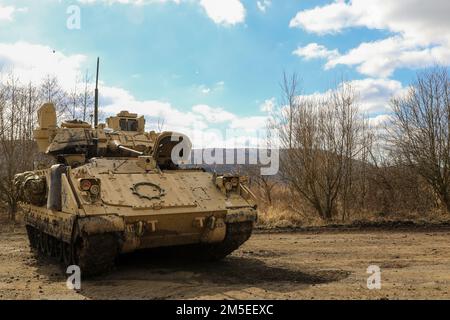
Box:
[256,205,450,229]
[253,182,450,229]
[257,206,323,228]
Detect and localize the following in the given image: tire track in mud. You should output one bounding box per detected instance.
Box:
[1,220,450,299]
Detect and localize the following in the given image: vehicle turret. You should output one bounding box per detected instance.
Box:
[32,103,189,168]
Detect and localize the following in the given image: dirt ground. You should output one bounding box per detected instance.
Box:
[1,222,450,300]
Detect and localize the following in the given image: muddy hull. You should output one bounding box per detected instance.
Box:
[21,204,256,276]
[121,208,256,252]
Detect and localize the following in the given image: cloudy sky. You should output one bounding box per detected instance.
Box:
[1,0,450,146]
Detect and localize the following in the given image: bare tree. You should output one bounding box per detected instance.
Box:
[280,72,300,149]
[0,70,97,220]
[0,75,38,220]
[68,83,80,120]
[390,67,450,213]
[81,70,94,122]
[157,116,166,132]
[248,145,278,206]
[252,173,278,206]
[255,119,280,206]
[277,80,370,221]
[40,75,70,119]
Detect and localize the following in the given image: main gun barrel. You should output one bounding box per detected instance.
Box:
[118,145,143,156]
[108,137,144,156]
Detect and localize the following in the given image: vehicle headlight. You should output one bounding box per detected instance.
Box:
[89,184,100,195]
[80,179,92,191]
[79,179,101,196]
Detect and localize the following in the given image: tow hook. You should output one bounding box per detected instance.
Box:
[207,216,216,229]
[200,216,226,243]
[135,221,145,237]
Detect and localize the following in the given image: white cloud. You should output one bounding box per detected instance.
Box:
[197,81,225,94]
[290,0,362,34]
[78,0,246,25]
[78,0,181,5]
[260,97,276,113]
[0,42,86,90]
[192,104,236,123]
[325,36,450,78]
[299,78,404,115]
[256,0,271,13]
[230,116,268,131]
[0,40,268,147]
[348,78,404,114]
[199,0,245,26]
[0,5,27,21]
[198,85,211,94]
[0,5,15,21]
[289,0,450,42]
[369,114,391,127]
[290,0,450,77]
[100,89,268,147]
[102,78,397,144]
[293,43,339,61]
[100,85,209,133]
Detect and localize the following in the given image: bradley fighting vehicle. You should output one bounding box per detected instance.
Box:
[14,60,257,276]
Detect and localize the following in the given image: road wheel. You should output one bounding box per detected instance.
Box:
[26,226,38,250]
[54,240,63,262]
[38,231,46,254]
[72,234,118,277]
[43,234,53,257]
[62,241,73,267]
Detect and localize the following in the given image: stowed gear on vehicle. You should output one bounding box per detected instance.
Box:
[15,102,257,276]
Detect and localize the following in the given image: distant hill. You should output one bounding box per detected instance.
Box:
[182,147,371,179]
[183,148,282,177]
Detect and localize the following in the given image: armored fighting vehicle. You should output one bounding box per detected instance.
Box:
[15,64,257,276]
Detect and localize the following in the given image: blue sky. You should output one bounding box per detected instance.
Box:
[1,0,450,146]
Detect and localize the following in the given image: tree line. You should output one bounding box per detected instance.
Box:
[1,67,450,223]
[251,67,450,222]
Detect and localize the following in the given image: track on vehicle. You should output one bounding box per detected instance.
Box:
[25,221,254,276]
[179,221,254,261]
[26,225,118,277]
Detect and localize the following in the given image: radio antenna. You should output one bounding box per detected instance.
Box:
[94,57,100,128]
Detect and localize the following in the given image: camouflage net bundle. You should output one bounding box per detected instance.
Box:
[14,172,47,206]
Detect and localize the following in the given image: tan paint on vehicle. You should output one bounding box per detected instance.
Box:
[15,103,258,275]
